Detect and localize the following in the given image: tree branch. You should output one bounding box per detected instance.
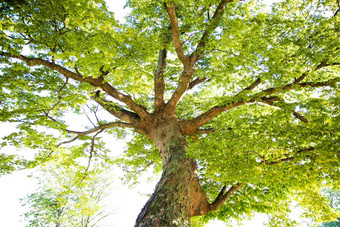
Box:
[1,52,150,119]
[66,122,135,136]
[294,61,339,84]
[335,0,340,16]
[209,183,244,211]
[164,0,242,117]
[80,129,103,184]
[188,77,208,90]
[244,78,261,91]
[234,77,261,98]
[191,0,236,62]
[260,96,309,123]
[213,185,227,203]
[293,73,307,84]
[165,2,189,65]
[164,67,195,117]
[291,112,309,123]
[99,65,110,76]
[191,128,216,135]
[91,95,140,123]
[57,122,134,147]
[44,77,69,113]
[181,77,339,134]
[298,78,339,88]
[154,48,167,112]
[86,103,101,125]
[263,147,315,165]
[180,77,260,133]
[246,150,266,163]
[83,105,96,127]
[57,135,81,147]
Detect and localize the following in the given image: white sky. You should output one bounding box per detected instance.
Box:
[0,0,314,226]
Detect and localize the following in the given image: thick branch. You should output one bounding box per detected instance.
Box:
[213,185,227,204]
[91,95,140,123]
[1,52,150,119]
[2,52,99,83]
[181,77,339,134]
[260,96,282,103]
[181,102,243,135]
[191,128,216,135]
[293,61,339,84]
[209,183,244,211]
[164,67,195,117]
[335,0,340,16]
[294,73,307,84]
[181,76,259,133]
[154,48,167,112]
[165,2,189,65]
[99,65,110,76]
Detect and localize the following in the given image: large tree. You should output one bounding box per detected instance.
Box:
[0,0,339,226]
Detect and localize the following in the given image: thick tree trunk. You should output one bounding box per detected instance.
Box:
[135,119,209,226]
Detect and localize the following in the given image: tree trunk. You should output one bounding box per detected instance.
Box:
[135,119,209,226]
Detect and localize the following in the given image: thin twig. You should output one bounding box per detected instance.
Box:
[57,122,134,147]
[246,150,266,164]
[79,129,104,183]
[188,77,208,90]
[83,106,96,127]
[263,147,315,165]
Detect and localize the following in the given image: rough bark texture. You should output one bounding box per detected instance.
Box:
[135,119,209,226]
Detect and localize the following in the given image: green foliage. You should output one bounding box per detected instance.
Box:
[0,153,29,175]
[0,0,339,225]
[114,133,162,186]
[187,101,339,224]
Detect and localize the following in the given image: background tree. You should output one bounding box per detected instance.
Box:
[21,160,115,227]
[0,0,339,226]
[318,189,340,227]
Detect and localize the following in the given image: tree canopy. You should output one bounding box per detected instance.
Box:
[0,0,339,226]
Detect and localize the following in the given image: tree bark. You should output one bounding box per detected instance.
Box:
[135,119,209,226]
